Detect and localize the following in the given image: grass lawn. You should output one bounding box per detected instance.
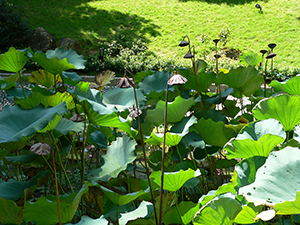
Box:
[11,0,300,69]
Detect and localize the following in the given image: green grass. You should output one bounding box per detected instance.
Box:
[11,0,300,69]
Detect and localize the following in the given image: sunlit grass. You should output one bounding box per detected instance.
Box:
[11,0,300,69]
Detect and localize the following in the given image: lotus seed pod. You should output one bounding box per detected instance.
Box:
[30,142,51,155]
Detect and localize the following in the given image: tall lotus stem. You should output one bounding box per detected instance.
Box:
[158,68,171,225]
[118,71,158,225]
[48,131,62,225]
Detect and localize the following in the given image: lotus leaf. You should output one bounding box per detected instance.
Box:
[145,96,196,126]
[163,201,200,225]
[239,147,300,206]
[194,196,242,225]
[133,70,153,85]
[0,197,23,225]
[181,71,216,92]
[234,203,263,224]
[215,66,263,96]
[100,185,149,206]
[23,182,91,225]
[0,47,28,72]
[88,135,136,181]
[53,118,84,136]
[119,201,153,225]
[0,170,49,200]
[146,116,197,146]
[61,71,83,85]
[239,51,261,67]
[274,191,300,215]
[46,48,86,69]
[28,69,62,88]
[269,75,300,95]
[150,168,201,192]
[253,94,300,131]
[102,87,146,112]
[0,102,67,144]
[65,215,108,225]
[190,118,235,147]
[138,71,174,95]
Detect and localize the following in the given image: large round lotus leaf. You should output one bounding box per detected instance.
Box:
[239,51,261,67]
[52,118,84,137]
[0,47,28,72]
[232,156,267,190]
[23,182,91,225]
[28,69,62,88]
[146,116,197,146]
[234,203,263,224]
[88,135,136,182]
[150,168,201,192]
[46,48,86,70]
[194,196,242,225]
[190,118,235,147]
[65,215,108,225]
[253,94,300,131]
[61,71,82,85]
[145,96,196,126]
[119,201,153,225]
[16,92,75,110]
[0,102,67,144]
[225,119,286,159]
[0,197,23,225]
[133,70,153,85]
[100,185,148,206]
[215,66,263,96]
[274,191,300,215]
[181,71,216,92]
[138,71,174,95]
[239,147,300,207]
[102,87,146,112]
[269,76,300,95]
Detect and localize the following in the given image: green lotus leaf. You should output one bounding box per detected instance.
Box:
[119,201,153,224]
[138,71,174,95]
[0,47,28,72]
[61,71,82,85]
[198,183,236,206]
[239,51,261,67]
[0,102,67,144]
[6,87,32,99]
[181,71,216,92]
[88,135,136,181]
[102,87,146,112]
[269,76,300,95]
[88,130,107,149]
[194,196,242,225]
[65,215,108,225]
[28,69,62,88]
[0,197,23,225]
[4,153,45,166]
[0,170,49,200]
[46,48,86,70]
[239,147,300,206]
[253,94,300,131]
[190,118,235,147]
[53,118,84,136]
[225,119,286,159]
[180,131,205,149]
[150,168,201,192]
[232,156,267,190]
[0,140,28,151]
[274,191,300,215]
[16,92,75,110]
[29,51,76,75]
[163,201,200,225]
[134,70,153,85]
[0,73,18,90]
[145,96,196,126]
[100,185,148,206]
[234,203,263,224]
[23,182,91,225]
[146,116,197,146]
[215,66,263,96]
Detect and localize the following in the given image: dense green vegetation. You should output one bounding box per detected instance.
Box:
[9,0,300,70]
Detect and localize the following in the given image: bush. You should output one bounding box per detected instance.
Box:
[0,0,30,52]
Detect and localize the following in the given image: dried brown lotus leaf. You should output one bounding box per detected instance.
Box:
[70,113,84,122]
[30,142,51,155]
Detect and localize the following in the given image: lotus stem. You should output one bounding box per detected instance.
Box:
[18,72,27,99]
[132,84,158,225]
[264,59,268,97]
[158,67,171,225]
[48,131,62,225]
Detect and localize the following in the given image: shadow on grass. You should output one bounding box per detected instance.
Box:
[21,0,161,49]
[178,0,269,5]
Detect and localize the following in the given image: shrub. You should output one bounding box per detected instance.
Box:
[0,0,31,52]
